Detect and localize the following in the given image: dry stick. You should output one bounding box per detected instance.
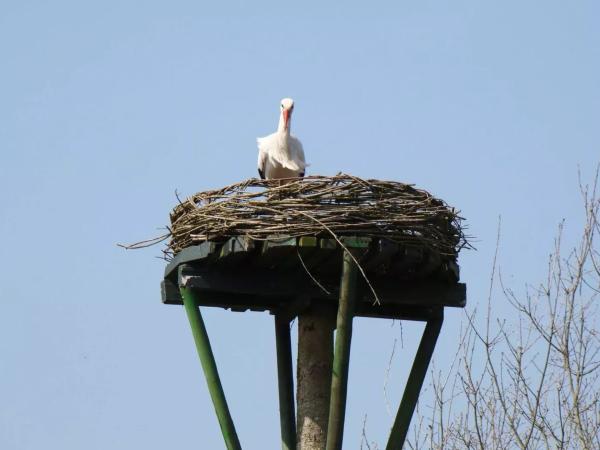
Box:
[296,248,332,295]
[294,209,382,305]
[360,414,373,450]
[117,232,170,250]
[383,338,398,417]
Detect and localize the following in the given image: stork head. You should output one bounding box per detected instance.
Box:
[280,98,294,131]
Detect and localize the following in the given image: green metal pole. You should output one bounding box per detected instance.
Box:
[180,287,242,450]
[275,315,297,450]
[326,250,359,450]
[385,309,444,450]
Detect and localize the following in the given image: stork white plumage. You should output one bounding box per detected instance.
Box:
[257,98,307,181]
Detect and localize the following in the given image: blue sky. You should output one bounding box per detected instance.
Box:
[1,1,599,449]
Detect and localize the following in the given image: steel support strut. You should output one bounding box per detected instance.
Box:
[386,308,444,450]
[180,287,242,450]
[326,250,359,450]
[274,315,297,450]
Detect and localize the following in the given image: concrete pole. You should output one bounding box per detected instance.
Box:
[296,306,335,450]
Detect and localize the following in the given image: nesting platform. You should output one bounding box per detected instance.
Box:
[148,175,469,450]
[162,235,465,322]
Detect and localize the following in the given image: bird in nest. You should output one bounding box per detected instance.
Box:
[257,98,307,182]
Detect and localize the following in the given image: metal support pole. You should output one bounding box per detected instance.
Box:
[385,308,444,450]
[326,250,359,450]
[275,315,297,450]
[180,287,242,450]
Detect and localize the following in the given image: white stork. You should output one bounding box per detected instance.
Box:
[257,98,307,181]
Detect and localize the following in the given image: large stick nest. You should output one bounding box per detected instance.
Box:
[165,174,469,258]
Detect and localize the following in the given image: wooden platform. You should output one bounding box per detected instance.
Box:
[161,235,466,321]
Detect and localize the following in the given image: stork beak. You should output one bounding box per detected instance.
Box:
[283,109,290,130]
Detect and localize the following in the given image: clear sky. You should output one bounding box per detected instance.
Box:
[1,1,599,449]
